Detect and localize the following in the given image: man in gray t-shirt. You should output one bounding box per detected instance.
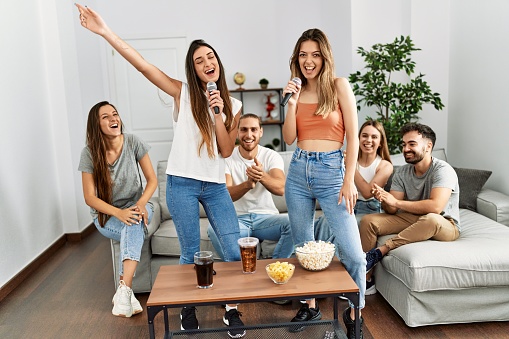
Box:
[359,123,460,295]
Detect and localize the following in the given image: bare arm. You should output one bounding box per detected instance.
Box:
[373,183,452,215]
[225,173,255,202]
[246,159,285,196]
[215,111,240,158]
[282,79,301,145]
[76,4,182,100]
[135,154,158,225]
[336,77,359,214]
[82,172,141,226]
[355,160,393,199]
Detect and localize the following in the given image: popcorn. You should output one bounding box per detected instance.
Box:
[295,240,335,271]
[266,261,295,284]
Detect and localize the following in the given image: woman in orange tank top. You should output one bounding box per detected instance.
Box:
[282,28,366,338]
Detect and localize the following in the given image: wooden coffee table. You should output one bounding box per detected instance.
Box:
[147,257,360,338]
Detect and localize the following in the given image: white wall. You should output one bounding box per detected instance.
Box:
[1,0,508,288]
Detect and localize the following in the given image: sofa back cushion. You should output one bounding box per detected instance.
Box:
[157,161,207,221]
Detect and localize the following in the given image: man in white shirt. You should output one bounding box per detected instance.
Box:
[208,114,294,259]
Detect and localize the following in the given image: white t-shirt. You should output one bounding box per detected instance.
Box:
[357,155,382,201]
[226,145,284,215]
[166,83,242,183]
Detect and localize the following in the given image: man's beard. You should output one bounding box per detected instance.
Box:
[404,149,425,164]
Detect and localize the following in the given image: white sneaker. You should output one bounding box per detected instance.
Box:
[131,292,143,315]
[112,280,133,317]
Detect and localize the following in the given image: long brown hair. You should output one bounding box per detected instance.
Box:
[358,120,392,163]
[86,101,124,226]
[185,39,234,158]
[289,28,337,118]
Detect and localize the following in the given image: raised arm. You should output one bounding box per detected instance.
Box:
[336,77,359,214]
[282,79,301,145]
[75,4,181,99]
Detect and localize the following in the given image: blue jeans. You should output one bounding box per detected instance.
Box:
[208,213,294,260]
[166,175,241,264]
[354,199,381,224]
[285,147,366,309]
[94,203,153,276]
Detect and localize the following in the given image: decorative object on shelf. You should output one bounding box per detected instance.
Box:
[233,72,245,90]
[272,138,280,149]
[349,35,444,154]
[263,93,279,121]
[259,78,269,89]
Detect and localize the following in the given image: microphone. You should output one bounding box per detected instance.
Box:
[206,81,220,114]
[280,77,302,107]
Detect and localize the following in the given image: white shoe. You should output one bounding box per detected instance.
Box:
[112,280,133,317]
[131,292,143,315]
[366,278,377,295]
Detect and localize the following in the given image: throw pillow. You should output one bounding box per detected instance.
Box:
[453,167,492,212]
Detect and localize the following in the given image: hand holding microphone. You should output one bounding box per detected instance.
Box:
[207,81,220,114]
[281,77,302,107]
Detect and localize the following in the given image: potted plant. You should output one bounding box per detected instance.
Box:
[349,35,444,154]
[259,78,269,89]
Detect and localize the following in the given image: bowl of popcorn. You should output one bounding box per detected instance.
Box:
[295,240,336,271]
[266,261,295,284]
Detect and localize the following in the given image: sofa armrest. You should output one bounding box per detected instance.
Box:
[146,197,161,237]
[476,188,509,226]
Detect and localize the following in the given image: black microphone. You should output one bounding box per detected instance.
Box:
[280,77,302,107]
[206,81,220,114]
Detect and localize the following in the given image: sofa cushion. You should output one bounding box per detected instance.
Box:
[157,160,207,221]
[376,209,509,292]
[453,167,492,212]
[152,218,218,257]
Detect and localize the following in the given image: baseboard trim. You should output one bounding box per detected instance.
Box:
[0,223,95,302]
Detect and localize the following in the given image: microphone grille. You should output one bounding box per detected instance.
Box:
[292,77,302,86]
[207,81,217,92]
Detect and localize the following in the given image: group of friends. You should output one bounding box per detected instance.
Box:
[76,4,461,339]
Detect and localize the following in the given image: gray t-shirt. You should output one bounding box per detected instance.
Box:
[391,157,460,229]
[78,133,151,218]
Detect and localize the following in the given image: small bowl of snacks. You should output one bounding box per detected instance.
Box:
[266,261,295,284]
[295,240,336,271]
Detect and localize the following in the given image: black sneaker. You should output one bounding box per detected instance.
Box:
[342,307,364,339]
[223,309,246,338]
[180,306,199,330]
[366,276,377,295]
[365,247,383,272]
[289,302,322,332]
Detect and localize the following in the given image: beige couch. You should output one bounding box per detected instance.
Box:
[110,151,297,292]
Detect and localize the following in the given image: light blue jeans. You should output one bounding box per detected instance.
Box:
[208,213,294,260]
[94,203,153,276]
[285,147,366,309]
[166,175,241,264]
[354,199,382,224]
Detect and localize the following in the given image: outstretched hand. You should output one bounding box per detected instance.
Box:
[75,3,108,36]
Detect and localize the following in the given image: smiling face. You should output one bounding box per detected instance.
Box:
[298,40,323,80]
[402,130,432,164]
[238,116,263,152]
[359,125,382,156]
[193,46,220,85]
[98,104,122,137]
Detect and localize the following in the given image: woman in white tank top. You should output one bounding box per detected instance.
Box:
[354,120,393,223]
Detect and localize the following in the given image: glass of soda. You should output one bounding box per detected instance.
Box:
[194,251,214,288]
[238,237,259,273]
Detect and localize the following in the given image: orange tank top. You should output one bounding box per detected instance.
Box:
[296,102,345,142]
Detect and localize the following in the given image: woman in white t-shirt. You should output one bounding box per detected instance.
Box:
[76,5,245,336]
[355,120,393,223]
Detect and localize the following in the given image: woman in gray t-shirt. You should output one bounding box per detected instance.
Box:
[78,101,157,318]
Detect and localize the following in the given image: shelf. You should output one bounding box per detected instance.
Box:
[230,88,286,151]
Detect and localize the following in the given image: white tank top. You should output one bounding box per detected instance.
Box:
[357,155,382,201]
[166,83,242,183]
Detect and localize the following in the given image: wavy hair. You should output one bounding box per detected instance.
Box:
[358,120,392,163]
[185,39,234,158]
[86,101,124,226]
[289,28,338,118]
